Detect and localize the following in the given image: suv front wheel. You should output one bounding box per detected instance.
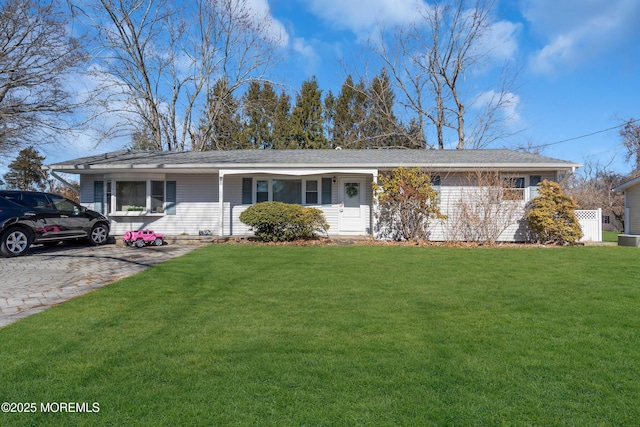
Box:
[1,227,32,257]
[88,223,109,245]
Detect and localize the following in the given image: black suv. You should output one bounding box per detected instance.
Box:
[0,190,110,257]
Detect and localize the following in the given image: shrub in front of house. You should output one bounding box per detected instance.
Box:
[526,180,582,245]
[373,167,446,241]
[239,202,329,242]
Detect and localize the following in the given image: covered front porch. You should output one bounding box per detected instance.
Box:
[218,168,379,237]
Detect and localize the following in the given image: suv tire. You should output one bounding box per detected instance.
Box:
[1,227,32,257]
[88,223,109,246]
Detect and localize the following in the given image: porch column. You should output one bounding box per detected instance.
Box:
[372,170,379,238]
[219,173,224,237]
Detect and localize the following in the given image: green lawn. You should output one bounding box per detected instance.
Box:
[603,231,622,242]
[1,245,639,426]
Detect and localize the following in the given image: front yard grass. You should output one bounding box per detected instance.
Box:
[1,245,639,426]
[603,231,622,242]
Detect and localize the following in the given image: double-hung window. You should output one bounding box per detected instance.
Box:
[256,180,269,203]
[116,181,146,211]
[97,179,176,215]
[151,181,165,213]
[530,175,542,199]
[503,177,526,201]
[273,179,302,204]
[242,177,331,205]
[305,180,318,204]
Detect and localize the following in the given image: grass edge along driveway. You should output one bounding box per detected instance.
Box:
[1,245,639,426]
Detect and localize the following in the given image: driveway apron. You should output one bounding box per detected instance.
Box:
[0,243,199,328]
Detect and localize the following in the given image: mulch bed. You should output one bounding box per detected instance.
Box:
[216,236,563,248]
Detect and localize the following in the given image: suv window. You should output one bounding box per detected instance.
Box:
[0,192,21,204]
[49,194,80,214]
[0,196,15,209]
[21,193,55,209]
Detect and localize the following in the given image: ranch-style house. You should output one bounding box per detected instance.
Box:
[47,149,581,241]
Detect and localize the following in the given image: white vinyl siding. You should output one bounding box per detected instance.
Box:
[79,176,101,211]
[626,185,640,234]
[80,169,562,241]
[81,174,219,236]
[224,174,243,236]
[428,172,556,242]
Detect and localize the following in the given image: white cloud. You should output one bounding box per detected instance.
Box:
[482,20,521,62]
[245,0,290,46]
[304,0,430,37]
[292,37,321,76]
[529,34,577,75]
[303,0,520,66]
[522,0,640,74]
[472,90,521,127]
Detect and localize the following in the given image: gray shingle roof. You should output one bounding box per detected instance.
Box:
[48,149,580,172]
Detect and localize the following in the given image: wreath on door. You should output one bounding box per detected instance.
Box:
[346,183,359,198]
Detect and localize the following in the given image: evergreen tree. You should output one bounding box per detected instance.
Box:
[129,128,157,150]
[400,119,425,148]
[323,90,336,148]
[196,78,243,150]
[242,81,278,149]
[272,91,292,149]
[333,75,368,148]
[363,69,405,148]
[3,146,48,191]
[526,180,583,245]
[290,77,327,149]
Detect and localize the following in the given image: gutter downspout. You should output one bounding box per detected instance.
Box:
[44,167,79,194]
[558,166,576,186]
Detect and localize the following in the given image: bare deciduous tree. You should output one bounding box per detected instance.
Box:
[78,0,283,151]
[620,118,640,171]
[368,0,519,150]
[0,0,84,152]
[444,170,527,243]
[565,160,628,232]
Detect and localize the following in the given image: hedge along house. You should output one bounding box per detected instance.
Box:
[47,149,580,241]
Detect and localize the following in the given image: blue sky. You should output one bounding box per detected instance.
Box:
[267,0,640,173]
[4,0,640,177]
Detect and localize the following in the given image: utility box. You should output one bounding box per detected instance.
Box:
[617,234,640,247]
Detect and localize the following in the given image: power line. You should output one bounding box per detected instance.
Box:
[534,118,639,149]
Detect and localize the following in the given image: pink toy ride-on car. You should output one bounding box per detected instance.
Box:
[123,229,164,248]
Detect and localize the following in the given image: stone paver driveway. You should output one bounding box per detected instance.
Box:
[0,242,200,328]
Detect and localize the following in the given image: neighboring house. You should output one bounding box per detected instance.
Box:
[47,149,580,241]
[601,210,624,233]
[614,176,640,235]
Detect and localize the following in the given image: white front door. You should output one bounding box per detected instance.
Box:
[338,178,365,233]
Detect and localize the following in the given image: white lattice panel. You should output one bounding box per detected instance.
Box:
[576,209,602,242]
[575,210,598,221]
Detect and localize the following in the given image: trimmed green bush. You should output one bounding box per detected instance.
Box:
[239,202,329,241]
